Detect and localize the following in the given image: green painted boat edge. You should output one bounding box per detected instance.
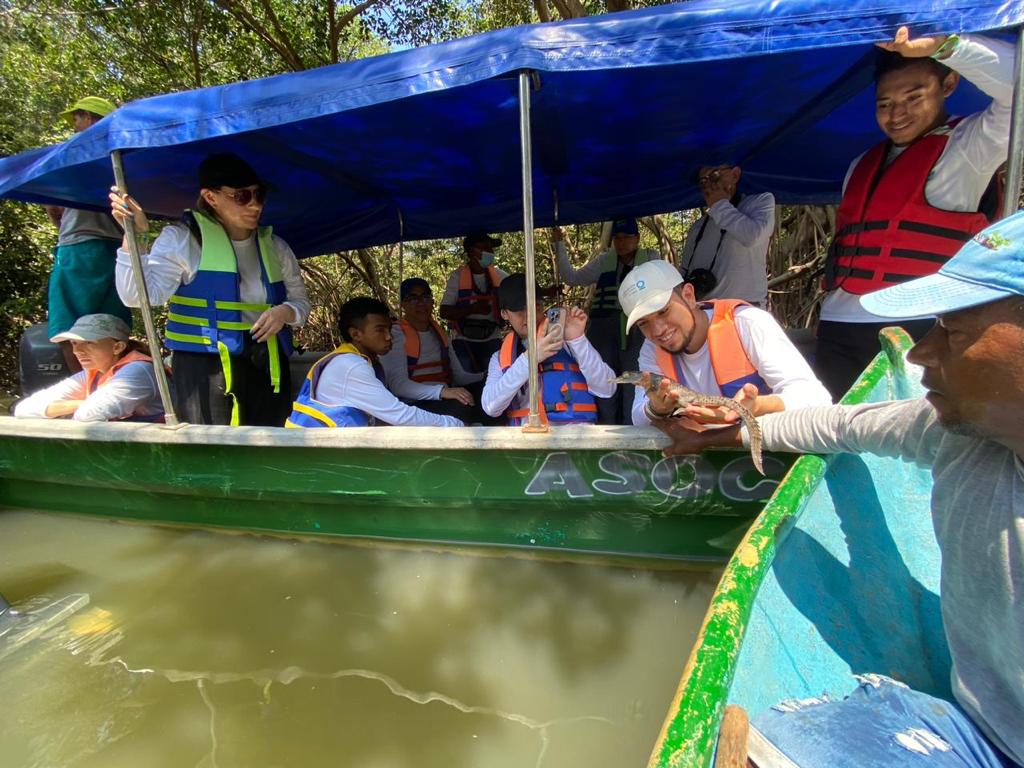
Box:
[646,326,914,768]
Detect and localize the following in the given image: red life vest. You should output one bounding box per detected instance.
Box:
[451,265,502,333]
[654,300,769,398]
[85,350,166,423]
[497,333,598,426]
[826,123,992,295]
[400,319,452,384]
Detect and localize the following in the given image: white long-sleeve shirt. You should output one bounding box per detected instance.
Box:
[481,334,616,419]
[379,322,475,401]
[313,353,462,427]
[744,398,1024,766]
[631,305,831,426]
[822,34,1016,324]
[116,223,311,327]
[678,193,775,305]
[13,362,163,422]
[555,244,660,286]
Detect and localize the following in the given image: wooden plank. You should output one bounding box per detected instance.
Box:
[714,705,750,768]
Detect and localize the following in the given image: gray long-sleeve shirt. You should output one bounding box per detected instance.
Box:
[747,398,1023,765]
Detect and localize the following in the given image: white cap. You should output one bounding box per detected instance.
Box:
[619,260,683,332]
[50,313,130,343]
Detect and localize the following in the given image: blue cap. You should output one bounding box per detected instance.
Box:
[860,210,1024,318]
[611,218,639,236]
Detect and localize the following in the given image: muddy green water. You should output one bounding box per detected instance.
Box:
[0,510,720,768]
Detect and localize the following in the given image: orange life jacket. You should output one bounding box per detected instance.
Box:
[400,318,452,384]
[85,350,166,423]
[451,265,502,333]
[826,122,992,295]
[654,300,769,398]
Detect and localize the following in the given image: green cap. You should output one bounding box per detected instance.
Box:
[60,96,116,127]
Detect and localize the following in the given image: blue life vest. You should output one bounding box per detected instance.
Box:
[497,333,598,426]
[286,344,384,429]
[164,209,293,358]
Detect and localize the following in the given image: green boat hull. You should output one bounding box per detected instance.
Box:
[0,421,796,562]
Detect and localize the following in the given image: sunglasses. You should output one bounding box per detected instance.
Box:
[221,186,267,206]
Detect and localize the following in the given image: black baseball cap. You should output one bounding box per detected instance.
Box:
[198,153,263,189]
[463,232,503,250]
[498,273,542,311]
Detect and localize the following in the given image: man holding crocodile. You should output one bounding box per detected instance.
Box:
[617,260,832,437]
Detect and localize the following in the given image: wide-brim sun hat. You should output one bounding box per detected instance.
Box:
[860,209,1024,318]
[619,259,683,332]
[59,96,116,127]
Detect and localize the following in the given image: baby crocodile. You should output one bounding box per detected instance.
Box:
[614,371,764,475]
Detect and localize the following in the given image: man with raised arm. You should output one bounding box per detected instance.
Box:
[816,27,1015,400]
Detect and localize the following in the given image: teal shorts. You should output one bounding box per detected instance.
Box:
[48,238,132,338]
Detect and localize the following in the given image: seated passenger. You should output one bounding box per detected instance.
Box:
[618,261,831,426]
[14,314,164,422]
[378,277,479,422]
[287,297,463,428]
[439,233,508,381]
[481,273,614,426]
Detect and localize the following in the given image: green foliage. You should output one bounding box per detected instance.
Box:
[0,0,826,393]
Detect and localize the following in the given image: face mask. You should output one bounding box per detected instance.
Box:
[478,251,495,268]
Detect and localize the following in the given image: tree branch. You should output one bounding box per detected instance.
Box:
[211,0,304,71]
[330,0,383,64]
[255,0,307,70]
[533,0,552,23]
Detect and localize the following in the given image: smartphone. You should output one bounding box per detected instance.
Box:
[545,306,565,326]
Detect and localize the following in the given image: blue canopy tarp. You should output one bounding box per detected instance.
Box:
[0,0,1020,257]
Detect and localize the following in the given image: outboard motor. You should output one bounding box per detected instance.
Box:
[19,323,67,396]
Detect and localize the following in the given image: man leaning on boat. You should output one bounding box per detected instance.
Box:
[657,210,1024,767]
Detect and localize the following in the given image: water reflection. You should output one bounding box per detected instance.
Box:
[0,510,719,768]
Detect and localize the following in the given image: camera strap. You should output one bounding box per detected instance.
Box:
[684,215,726,276]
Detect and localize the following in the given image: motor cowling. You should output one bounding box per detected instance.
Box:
[19,323,67,396]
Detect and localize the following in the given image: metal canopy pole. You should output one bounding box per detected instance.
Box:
[111,150,179,425]
[397,207,405,292]
[518,70,546,432]
[1003,25,1024,219]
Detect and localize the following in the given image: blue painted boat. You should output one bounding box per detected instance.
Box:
[647,328,950,767]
